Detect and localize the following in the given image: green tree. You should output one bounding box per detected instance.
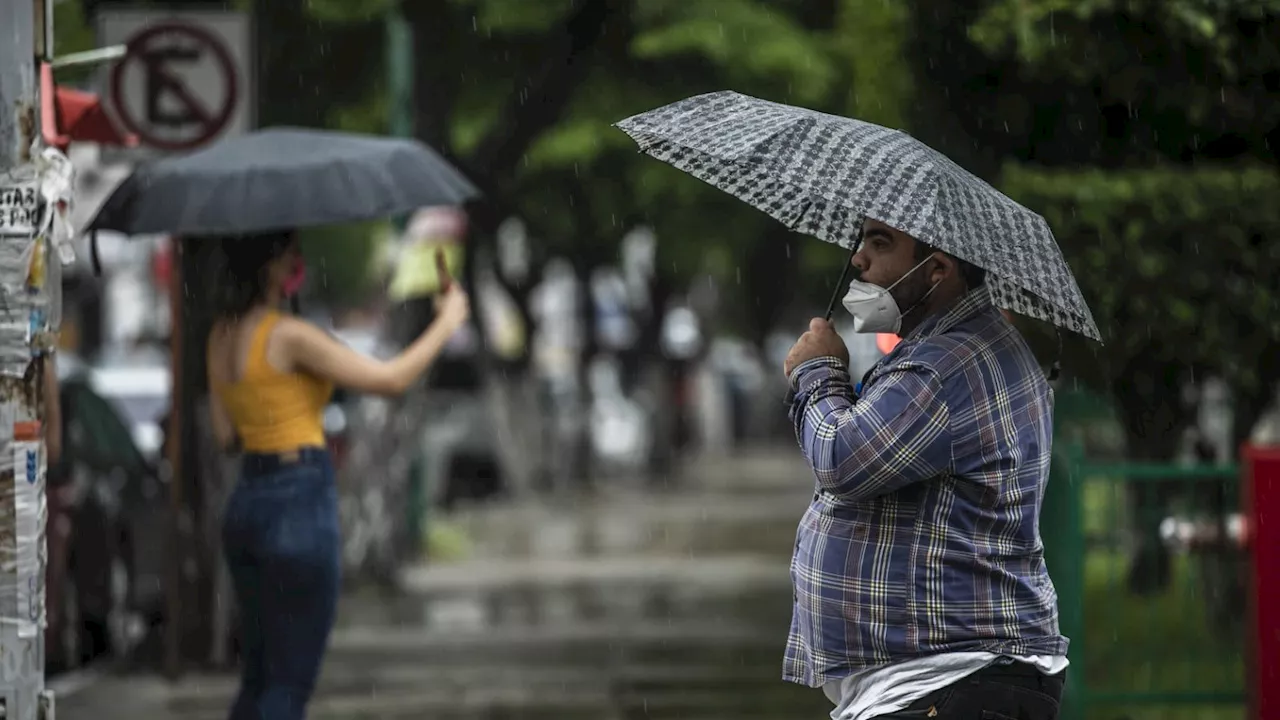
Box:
[230,0,916,346]
[905,0,1280,448]
[449,0,914,343]
[904,0,1280,592]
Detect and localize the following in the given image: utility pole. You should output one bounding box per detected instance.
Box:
[0,0,57,718]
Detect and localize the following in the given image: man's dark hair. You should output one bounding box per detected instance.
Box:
[914,241,986,289]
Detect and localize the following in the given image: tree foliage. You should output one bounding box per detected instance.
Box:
[1002,164,1280,389]
[483,0,913,338]
[902,0,1280,455]
[66,0,1280,441]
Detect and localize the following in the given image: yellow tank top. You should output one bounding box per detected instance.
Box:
[211,311,334,453]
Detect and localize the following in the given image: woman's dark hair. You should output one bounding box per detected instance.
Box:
[212,231,296,319]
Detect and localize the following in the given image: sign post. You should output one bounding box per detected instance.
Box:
[98,9,252,159]
[96,7,252,677]
[0,0,58,718]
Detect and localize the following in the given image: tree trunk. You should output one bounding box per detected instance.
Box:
[1111,354,1195,595]
[466,0,621,183]
[402,1,626,379]
[572,256,600,490]
[902,0,1007,179]
[1230,340,1280,449]
[254,0,335,128]
[741,228,803,347]
[403,1,461,154]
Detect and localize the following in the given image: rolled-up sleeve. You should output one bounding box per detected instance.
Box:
[787,356,951,502]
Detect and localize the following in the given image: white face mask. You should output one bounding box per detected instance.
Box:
[841,255,941,334]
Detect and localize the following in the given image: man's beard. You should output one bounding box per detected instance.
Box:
[889,266,933,320]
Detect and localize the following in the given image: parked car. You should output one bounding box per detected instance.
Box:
[47,357,168,673]
[85,349,171,463]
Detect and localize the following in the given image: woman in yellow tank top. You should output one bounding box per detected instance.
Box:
[206,233,468,720]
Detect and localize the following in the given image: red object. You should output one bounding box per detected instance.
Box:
[1242,443,1280,720]
[326,433,349,471]
[152,242,173,289]
[40,62,138,151]
[876,333,901,355]
[282,256,307,297]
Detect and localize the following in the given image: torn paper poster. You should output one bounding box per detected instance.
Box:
[0,149,78,267]
[34,146,76,266]
[0,182,39,238]
[11,437,43,638]
[0,235,38,294]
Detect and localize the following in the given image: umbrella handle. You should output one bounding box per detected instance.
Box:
[823,239,862,322]
[787,239,863,407]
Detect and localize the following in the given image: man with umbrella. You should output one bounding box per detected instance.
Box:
[617,91,1099,720]
[781,218,1068,719]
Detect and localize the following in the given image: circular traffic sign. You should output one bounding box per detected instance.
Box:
[110,21,239,152]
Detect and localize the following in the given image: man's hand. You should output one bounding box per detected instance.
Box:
[784,318,849,378]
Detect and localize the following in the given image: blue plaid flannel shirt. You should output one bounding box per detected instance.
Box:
[783,286,1069,687]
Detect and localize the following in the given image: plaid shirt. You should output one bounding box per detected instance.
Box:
[783,286,1069,687]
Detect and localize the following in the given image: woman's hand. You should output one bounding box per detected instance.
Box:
[435,283,470,330]
[285,281,472,397]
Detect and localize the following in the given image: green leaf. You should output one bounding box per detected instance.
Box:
[631,0,840,104]
[305,0,397,22]
[1001,162,1280,393]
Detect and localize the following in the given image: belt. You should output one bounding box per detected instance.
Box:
[973,660,1065,698]
[241,446,327,475]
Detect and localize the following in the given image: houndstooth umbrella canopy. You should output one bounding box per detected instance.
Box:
[615,91,1100,341]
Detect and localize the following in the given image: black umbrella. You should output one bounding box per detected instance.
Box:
[87,127,479,236]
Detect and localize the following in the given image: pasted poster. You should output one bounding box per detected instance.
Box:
[0,183,38,237]
[11,436,41,639]
[0,171,45,379]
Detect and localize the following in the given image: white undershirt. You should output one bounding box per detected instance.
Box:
[822,652,1070,720]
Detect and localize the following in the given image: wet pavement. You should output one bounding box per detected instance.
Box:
[55,446,832,720]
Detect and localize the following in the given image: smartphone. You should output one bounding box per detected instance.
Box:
[435,248,452,291]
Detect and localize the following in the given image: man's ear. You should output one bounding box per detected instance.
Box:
[928,253,956,285]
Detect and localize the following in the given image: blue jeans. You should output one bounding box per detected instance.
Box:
[222,448,340,720]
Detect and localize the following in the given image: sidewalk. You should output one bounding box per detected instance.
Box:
[429,445,813,564]
[52,445,821,720]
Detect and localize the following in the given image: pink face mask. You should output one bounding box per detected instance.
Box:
[282,256,306,297]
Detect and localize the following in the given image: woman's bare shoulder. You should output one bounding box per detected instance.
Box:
[275,314,327,337]
[275,315,344,352]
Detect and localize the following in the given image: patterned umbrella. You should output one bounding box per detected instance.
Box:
[615,91,1100,341]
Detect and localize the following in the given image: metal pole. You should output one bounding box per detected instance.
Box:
[0,0,55,718]
[385,6,413,141]
[163,237,184,680]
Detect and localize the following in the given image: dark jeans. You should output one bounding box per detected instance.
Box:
[876,662,1065,719]
[223,448,340,720]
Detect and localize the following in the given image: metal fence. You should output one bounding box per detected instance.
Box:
[1045,437,1246,720]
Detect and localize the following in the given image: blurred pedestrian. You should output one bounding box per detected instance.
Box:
[205,232,469,720]
[783,218,1068,720]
